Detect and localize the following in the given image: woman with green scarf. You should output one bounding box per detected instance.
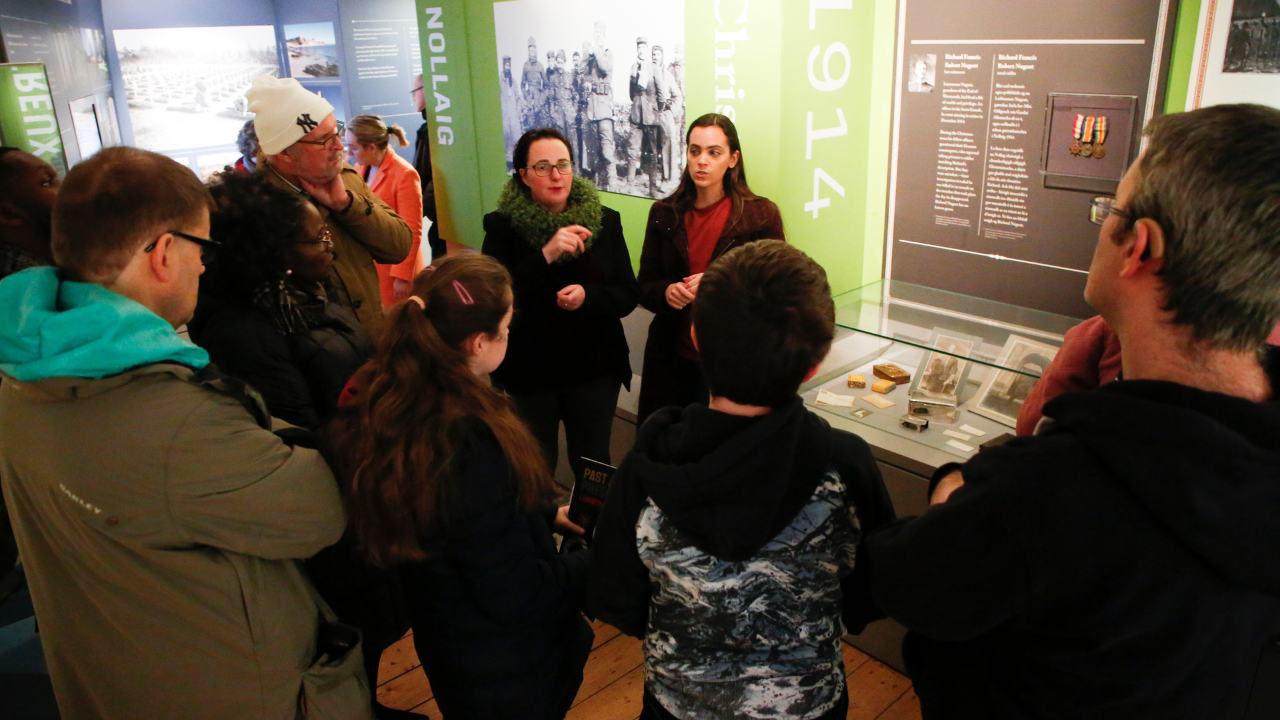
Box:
[483,128,638,486]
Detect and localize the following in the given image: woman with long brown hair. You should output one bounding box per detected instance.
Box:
[326,254,593,720]
[635,112,785,424]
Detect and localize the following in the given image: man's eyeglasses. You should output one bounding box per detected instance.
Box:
[295,121,345,149]
[1089,196,1133,226]
[297,226,334,248]
[144,230,222,264]
[410,86,424,95]
[526,160,573,177]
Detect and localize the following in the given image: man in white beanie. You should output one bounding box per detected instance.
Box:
[247,75,411,337]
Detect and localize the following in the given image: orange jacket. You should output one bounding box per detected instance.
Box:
[358,150,423,309]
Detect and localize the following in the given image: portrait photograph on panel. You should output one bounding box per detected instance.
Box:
[493,0,686,199]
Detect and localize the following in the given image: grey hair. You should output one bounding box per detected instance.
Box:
[1124,103,1280,352]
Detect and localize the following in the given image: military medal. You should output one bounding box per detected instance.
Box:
[1080,116,1095,158]
[1070,114,1084,155]
[1093,116,1108,159]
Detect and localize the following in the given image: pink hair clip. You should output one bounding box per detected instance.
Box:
[452,279,475,305]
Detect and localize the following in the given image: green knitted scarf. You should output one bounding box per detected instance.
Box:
[496,175,603,263]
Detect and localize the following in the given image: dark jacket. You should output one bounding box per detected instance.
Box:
[588,397,895,717]
[868,376,1280,720]
[188,292,372,430]
[636,197,784,417]
[483,207,638,394]
[400,419,593,720]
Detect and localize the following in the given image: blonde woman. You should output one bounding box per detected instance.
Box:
[347,114,424,308]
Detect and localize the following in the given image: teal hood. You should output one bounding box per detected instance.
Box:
[0,266,209,382]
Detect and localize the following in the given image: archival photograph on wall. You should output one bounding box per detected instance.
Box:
[285,22,340,78]
[114,26,280,153]
[971,335,1060,427]
[1189,0,1280,109]
[493,0,686,199]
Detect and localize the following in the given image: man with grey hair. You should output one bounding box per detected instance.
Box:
[869,103,1280,719]
[247,75,411,337]
[0,147,370,719]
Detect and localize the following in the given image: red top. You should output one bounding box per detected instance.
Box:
[685,197,731,275]
[1015,315,1123,436]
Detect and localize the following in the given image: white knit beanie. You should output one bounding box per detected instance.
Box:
[246,76,336,155]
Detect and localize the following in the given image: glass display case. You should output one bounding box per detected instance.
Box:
[802,279,1086,468]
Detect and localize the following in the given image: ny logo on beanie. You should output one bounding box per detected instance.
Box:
[296,114,318,133]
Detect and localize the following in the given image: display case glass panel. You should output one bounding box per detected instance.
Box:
[803,280,1087,459]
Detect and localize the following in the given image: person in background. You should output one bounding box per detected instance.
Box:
[326,255,593,720]
[651,45,683,184]
[0,146,60,615]
[0,147,368,720]
[636,112,785,425]
[1014,315,1122,435]
[483,128,637,482]
[868,103,1280,720]
[500,58,524,172]
[627,36,662,194]
[522,37,550,129]
[590,240,895,720]
[347,115,423,309]
[0,147,58,281]
[583,22,615,190]
[189,172,372,431]
[248,75,412,338]
[411,74,445,262]
[233,119,259,175]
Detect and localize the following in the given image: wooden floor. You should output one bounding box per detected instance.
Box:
[376,621,922,719]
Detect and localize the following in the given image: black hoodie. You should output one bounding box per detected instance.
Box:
[868,378,1280,719]
[588,397,895,716]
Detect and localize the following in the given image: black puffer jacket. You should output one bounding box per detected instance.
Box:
[188,291,372,430]
[401,418,593,720]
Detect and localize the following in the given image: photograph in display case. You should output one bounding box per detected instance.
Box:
[492,0,685,199]
[909,328,980,404]
[970,335,1059,427]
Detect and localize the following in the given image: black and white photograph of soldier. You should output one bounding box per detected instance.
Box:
[113,26,280,154]
[972,335,1061,427]
[493,0,685,199]
[907,53,936,92]
[916,334,974,401]
[1223,0,1280,73]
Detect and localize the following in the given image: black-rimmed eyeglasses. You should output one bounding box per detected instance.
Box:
[144,230,222,264]
[1089,197,1133,226]
[525,160,573,177]
[295,121,346,149]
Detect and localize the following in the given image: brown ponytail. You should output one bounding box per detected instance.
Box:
[325,254,556,566]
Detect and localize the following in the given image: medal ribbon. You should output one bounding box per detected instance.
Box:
[1073,114,1085,142]
[1084,116,1096,145]
[1096,116,1108,145]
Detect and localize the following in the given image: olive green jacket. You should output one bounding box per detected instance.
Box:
[263,164,413,338]
[0,363,372,720]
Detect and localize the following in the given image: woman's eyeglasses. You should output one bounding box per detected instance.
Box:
[526,160,573,177]
[297,227,334,249]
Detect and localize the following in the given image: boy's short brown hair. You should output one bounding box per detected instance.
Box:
[694,240,835,408]
[52,147,213,284]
